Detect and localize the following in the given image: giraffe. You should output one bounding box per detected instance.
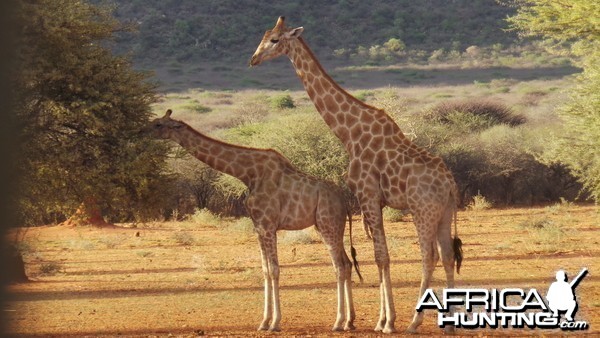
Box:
[250,17,463,334]
[149,109,363,332]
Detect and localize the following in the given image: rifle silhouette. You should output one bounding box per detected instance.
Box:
[569,268,588,289]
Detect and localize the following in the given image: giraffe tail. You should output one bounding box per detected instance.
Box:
[451,190,463,274]
[348,208,363,283]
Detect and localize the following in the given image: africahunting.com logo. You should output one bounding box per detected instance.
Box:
[416,268,589,331]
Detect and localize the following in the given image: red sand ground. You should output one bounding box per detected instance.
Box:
[4,205,599,336]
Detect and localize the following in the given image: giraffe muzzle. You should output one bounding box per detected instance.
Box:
[249,54,260,67]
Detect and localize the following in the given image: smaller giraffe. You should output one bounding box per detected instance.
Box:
[149,109,363,332]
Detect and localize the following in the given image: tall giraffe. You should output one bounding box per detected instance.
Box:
[250,17,463,334]
[149,109,363,332]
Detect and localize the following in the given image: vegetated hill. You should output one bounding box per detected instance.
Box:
[105,0,518,64]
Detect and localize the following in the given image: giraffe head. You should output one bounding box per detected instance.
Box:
[249,16,303,66]
[148,109,185,139]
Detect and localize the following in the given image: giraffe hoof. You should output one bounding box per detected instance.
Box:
[382,326,396,334]
[269,326,281,332]
[332,326,344,332]
[257,326,269,331]
[344,323,356,331]
[444,326,455,334]
[405,327,417,334]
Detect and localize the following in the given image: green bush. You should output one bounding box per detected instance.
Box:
[270,93,295,109]
[190,208,221,226]
[186,102,212,114]
[225,112,348,185]
[467,194,492,211]
[382,207,406,222]
[426,100,526,128]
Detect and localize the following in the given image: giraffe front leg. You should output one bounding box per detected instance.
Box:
[265,233,282,332]
[343,252,356,331]
[375,280,386,331]
[257,238,272,331]
[319,219,349,331]
[333,271,346,331]
[363,204,396,334]
[407,217,437,333]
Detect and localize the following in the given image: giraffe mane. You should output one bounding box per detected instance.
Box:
[177,121,296,169]
[297,36,385,113]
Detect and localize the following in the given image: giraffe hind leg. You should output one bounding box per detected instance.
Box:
[257,237,272,331]
[407,214,438,333]
[341,249,356,330]
[319,221,349,331]
[437,205,457,333]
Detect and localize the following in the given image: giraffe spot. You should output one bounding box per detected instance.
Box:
[371,136,384,149]
[383,122,393,135]
[350,105,360,115]
[422,175,433,185]
[384,137,396,149]
[313,79,323,93]
[323,95,339,113]
[349,159,361,175]
[315,97,325,110]
[336,126,349,140]
[210,145,223,156]
[345,113,358,126]
[371,122,383,135]
[362,148,376,162]
[320,77,329,90]
[306,86,316,99]
[381,174,390,189]
[340,102,350,112]
[400,166,410,179]
[296,59,304,69]
[350,124,362,139]
[310,62,319,74]
[362,113,375,124]
[374,150,387,168]
[352,142,363,155]
[335,114,346,125]
[323,113,336,126]
[413,164,425,175]
[399,179,407,192]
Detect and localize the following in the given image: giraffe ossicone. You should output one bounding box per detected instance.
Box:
[251,16,463,334]
[149,109,363,332]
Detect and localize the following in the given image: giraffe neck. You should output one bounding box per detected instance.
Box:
[285,38,402,153]
[168,124,257,186]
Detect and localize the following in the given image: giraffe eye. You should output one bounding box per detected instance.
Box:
[270,39,279,44]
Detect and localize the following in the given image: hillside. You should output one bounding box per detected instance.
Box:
[105,0,518,65]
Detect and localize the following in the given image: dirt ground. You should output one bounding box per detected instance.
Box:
[4,204,599,337]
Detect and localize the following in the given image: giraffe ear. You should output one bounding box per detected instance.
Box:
[164,109,172,118]
[284,27,304,39]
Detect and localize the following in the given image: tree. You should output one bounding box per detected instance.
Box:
[506,1,600,200]
[16,0,172,225]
